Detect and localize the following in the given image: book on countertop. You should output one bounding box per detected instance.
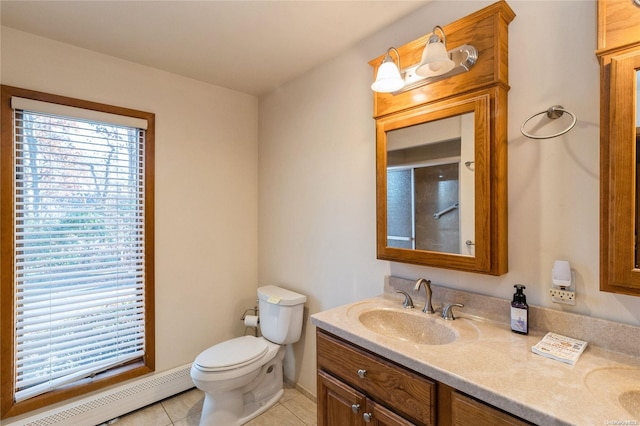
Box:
[531,332,588,365]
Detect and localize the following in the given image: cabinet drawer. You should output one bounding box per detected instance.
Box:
[451,391,532,426]
[317,330,435,426]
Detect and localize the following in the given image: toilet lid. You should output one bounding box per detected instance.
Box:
[194,336,269,371]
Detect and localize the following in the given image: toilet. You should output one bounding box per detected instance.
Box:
[190,285,307,426]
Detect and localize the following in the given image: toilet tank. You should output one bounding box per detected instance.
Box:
[258,285,306,344]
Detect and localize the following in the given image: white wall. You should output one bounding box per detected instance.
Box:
[259,0,640,396]
[1,27,260,372]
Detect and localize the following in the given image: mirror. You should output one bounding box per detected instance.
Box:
[600,50,640,294]
[386,113,475,255]
[376,91,507,274]
[597,0,640,295]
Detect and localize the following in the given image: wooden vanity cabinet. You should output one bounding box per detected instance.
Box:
[317,330,436,425]
[316,329,532,426]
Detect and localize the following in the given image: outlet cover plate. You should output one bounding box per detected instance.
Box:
[549,288,576,305]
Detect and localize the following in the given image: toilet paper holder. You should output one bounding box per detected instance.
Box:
[241,303,259,336]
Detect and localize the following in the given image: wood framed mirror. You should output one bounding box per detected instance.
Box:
[597,0,640,295]
[377,92,491,272]
[370,1,513,275]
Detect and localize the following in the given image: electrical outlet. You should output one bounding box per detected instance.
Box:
[549,288,576,305]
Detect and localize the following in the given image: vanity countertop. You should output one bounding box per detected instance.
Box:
[311,289,640,425]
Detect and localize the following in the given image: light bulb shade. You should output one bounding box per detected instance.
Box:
[416,40,455,77]
[371,60,405,93]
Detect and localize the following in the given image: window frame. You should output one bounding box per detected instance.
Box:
[0,85,155,419]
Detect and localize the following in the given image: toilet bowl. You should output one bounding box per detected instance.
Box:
[190,336,284,425]
[190,285,306,426]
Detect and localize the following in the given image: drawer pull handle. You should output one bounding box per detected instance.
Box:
[363,412,373,422]
[357,369,367,379]
[351,404,360,414]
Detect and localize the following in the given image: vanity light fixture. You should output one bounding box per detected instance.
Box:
[371,26,478,95]
[371,47,405,93]
[416,26,455,77]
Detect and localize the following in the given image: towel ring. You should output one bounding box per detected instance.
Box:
[520,105,577,140]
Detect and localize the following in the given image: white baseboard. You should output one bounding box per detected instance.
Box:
[5,364,194,426]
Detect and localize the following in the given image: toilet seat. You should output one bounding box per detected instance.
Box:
[194,336,269,372]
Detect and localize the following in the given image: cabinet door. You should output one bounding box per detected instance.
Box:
[318,370,366,426]
[366,400,416,426]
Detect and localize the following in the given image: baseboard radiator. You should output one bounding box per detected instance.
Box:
[5,364,195,426]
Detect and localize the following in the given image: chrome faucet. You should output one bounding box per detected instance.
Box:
[414,278,435,314]
[395,290,414,309]
[442,303,464,320]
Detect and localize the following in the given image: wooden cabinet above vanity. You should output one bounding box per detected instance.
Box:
[370,1,514,275]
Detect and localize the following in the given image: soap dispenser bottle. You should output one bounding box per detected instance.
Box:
[511,284,528,335]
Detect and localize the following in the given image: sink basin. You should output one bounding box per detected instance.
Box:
[358,309,457,345]
[585,367,640,418]
[619,390,640,419]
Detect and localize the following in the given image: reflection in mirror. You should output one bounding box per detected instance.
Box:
[386,113,474,256]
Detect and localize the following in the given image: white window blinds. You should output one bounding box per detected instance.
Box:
[12,99,147,402]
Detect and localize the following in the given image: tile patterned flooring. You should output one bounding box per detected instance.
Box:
[108,386,317,426]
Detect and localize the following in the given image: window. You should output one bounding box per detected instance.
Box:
[1,86,155,419]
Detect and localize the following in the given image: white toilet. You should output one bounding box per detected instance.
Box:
[190,285,307,426]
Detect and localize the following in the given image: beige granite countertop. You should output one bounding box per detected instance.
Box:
[310,277,640,426]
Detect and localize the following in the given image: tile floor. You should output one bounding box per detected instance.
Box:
[107,385,317,426]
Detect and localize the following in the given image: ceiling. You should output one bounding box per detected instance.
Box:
[1,1,428,96]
